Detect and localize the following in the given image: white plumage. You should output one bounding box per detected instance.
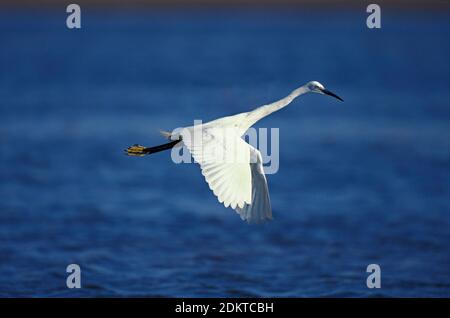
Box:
[127,81,343,223]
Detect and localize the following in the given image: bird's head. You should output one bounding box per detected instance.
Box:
[306,81,343,102]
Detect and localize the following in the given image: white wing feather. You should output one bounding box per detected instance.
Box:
[180,125,272,223]
[235,146,272,223]
[180,126,252,210]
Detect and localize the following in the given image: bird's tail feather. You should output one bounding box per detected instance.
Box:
[159,130,172,140]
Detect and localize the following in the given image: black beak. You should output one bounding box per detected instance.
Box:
[322,89,344,102]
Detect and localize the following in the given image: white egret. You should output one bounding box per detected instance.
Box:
[126,81,343,223]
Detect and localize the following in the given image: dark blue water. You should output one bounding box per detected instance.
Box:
[0,9,449,297]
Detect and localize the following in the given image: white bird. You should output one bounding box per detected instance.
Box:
[126,81,343,223]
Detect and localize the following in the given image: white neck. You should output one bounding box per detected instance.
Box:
[243,85,309,130]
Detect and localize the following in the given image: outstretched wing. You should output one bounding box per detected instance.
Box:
[235,146,272,223]
[180,126,272,223]
[180,126,252,210]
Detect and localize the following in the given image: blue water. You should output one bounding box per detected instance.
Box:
[0,9,449,297]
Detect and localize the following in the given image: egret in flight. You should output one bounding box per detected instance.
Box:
[126,81,343,223]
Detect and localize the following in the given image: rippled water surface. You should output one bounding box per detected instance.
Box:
[0,9,449,297]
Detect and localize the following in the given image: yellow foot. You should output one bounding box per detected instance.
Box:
[125,144,147,156]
